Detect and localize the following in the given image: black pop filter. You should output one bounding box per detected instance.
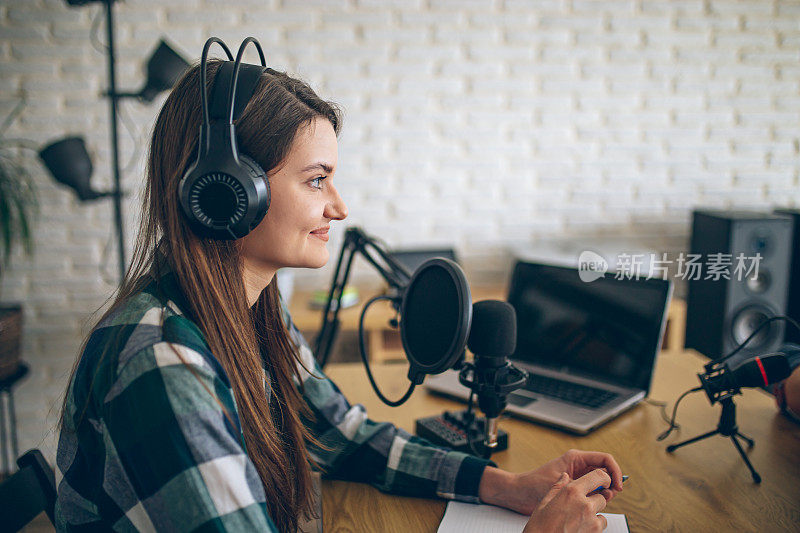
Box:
[401,258,472,384]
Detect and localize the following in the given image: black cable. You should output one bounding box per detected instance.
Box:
[657,315,800,443]
[358,294,415,407]
[90,6,107,53]
[465,379,475,417]
[717,315,800,364]
[462,389,489,459]
[644,397,675,427]
[0,138,39,152]
[657,386,703,441]
[117,101,141,174]
[0,99,26,139]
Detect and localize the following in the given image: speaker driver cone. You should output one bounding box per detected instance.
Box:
[745,268,771,294]
[730,305,776,349]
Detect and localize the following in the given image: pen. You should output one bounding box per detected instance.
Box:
[589,474,628,495]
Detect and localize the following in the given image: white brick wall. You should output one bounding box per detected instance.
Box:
[1,0,799,463]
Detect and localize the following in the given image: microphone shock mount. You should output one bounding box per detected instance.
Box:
[457,358,528,452]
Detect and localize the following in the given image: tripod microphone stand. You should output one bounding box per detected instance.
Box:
[666,393,760,483]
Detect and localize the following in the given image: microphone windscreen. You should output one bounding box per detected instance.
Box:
[467,300,517,358]
[730,353,791,388]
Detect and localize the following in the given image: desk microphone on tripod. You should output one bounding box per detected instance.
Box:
[667,352,792,483]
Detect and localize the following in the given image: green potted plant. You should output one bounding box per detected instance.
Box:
[0,103,38,381]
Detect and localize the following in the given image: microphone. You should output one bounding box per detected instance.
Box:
[320,227,525,455]
[699,353,792,404]
[458,300,528,452]
[414,300,528,457]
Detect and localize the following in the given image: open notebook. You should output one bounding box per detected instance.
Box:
[438,501,629,533]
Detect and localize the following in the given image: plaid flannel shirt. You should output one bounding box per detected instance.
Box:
[55,272,493,531]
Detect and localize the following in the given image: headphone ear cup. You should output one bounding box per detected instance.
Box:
[238,153,270,231]
[177,153,270,240]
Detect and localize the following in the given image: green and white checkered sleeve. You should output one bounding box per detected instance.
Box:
[101,341,278,532]
[284,314,494,503]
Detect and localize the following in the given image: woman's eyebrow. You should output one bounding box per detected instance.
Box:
[300,162,334,174]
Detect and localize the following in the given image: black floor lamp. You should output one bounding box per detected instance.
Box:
[38,0,189,283]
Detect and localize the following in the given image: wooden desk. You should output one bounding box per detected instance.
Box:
[320,350,800,532]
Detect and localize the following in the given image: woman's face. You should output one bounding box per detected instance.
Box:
[240,117,347,274]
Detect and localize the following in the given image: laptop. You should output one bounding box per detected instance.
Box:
[424,259,673,434]
[390,248,458,274]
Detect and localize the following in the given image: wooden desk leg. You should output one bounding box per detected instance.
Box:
[664,299,687,353]
[672,300,686,353]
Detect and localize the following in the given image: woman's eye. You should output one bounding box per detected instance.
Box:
[310,176,326,189]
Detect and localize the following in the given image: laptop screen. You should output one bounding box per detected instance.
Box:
[390,248,458,274]
[507,260,672,391]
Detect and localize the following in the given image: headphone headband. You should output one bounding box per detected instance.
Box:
[209,62,266,122]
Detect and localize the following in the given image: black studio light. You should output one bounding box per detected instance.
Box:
[41,0,190,282]
[138,40,191,102]
[114,39,191,103]
[38,136,111,202]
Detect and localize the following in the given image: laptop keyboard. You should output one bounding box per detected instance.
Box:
[523,374,619,409]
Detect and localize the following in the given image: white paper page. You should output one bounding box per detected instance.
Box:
[437,501,629,533]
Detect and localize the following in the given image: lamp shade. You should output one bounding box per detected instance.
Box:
[139,39,190,102]
[39,136,107,201]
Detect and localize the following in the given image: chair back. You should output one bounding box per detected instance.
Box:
[0,449,56,532]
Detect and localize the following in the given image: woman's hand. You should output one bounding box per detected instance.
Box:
[478,449,624,515]
[522,471,611,532]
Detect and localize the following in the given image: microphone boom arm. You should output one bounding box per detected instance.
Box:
[314,226,412,368]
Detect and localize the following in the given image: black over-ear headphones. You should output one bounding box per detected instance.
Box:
[178,37,270,240]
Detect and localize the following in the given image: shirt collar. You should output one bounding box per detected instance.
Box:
[145,254,194,319]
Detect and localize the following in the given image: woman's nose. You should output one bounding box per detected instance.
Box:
[324,184,348,221]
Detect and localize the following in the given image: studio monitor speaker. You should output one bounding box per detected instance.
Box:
[774,208,800,344]
[685,210,793,361]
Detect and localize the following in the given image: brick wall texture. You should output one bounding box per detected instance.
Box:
[1,0,798,463]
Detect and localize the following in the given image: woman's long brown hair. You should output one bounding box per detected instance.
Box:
[62,60,341,533]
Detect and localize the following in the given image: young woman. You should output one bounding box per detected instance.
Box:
[55,54,624,533]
